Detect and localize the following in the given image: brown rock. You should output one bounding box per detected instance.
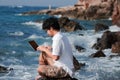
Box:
[94,23,109,32]
[0,65,13,73]
[85,6,99,19]
[112,41,120,54]
[112,0,120,27]
[22,0,117,20]
[89,50,106,58]
[75,45,85,52]
[38,77,78,80]
[58,17,85,32]
[92,31,117,50]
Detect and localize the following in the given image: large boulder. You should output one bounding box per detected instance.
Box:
[112,0,120,27]
[75,45,85,52]
[92,31,120,50]
[58,17,85,32]
[112,41,120,54]
[38,77,78,80]
[94,23,109,32]
[85,6,99,20]
[0,65,13,73]
[89,50,106,58]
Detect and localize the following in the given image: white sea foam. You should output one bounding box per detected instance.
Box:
[16,6,23,8]
[27,34,44,39]
[15,13,22,16]
[109,25,120,32]
[22,21,42,29]
[9,31,24,36]
[54,14,62,18]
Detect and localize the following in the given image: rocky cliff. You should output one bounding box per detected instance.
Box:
[22,0,120,26]
[112,0,120,27]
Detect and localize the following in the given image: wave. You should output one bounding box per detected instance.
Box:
[27,34,42,39]
[22,21,42,29]
[9,31,24,36]
[109,25,120,32]
[15,13,22,16]
[10,5,24,8]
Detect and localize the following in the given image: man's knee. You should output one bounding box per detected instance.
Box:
[37,66,43,73]
[37,66,46,77]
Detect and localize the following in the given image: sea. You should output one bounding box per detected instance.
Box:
[0,6,120,80]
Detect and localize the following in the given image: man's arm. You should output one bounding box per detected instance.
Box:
[37,46,59,60]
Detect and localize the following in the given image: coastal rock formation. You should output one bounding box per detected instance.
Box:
[75,45,85,52]
[0,65,13,73]
[37,77,78,80]
[92,31,120,51]
[94,23,109,32]
[112,0,120,27]
[22,0,116,20]
[58,17,85,32]
[89,50,106,58]
[112,41,120,54]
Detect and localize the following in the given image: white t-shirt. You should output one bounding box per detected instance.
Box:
[52,32,74,77]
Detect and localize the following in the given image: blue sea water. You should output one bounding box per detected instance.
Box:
[0,6,120,80]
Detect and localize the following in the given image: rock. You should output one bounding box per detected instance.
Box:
[73,56,81,71]
[112,41,120,54]
[112,0,120,27]
[109,54,120,58]
[58,17,85,32]
[92,31,117,50]
[85,5,100,20]
[75,45,85,52]
[89,50,106,58]
[0,65,13,73]
[94,23,109,32]
[22,0,116,20]
[38,77,78,80]
[37,56,82,80]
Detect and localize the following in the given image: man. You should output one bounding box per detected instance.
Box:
[36,17,75,79]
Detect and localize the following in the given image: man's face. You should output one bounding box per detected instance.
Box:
[46,27,54,37]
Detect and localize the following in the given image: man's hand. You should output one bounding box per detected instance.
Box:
[37,45,59,60]
[37,46,46,52]
[37,46,51,52]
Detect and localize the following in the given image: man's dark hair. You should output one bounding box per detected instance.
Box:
[42,17,60,31]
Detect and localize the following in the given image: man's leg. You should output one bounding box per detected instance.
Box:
[38,52,48,65]
[38,52,54,65]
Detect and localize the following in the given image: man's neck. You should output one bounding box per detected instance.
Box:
[53,30,59,36]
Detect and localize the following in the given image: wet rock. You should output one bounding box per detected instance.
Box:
[89,50,106,58]
[112,0,120,27]
[38,77,78,80]
[22,0,117,20]
[92,31,118,50]
[0,65,13,73]
[75,45,85,52]
[92,38,101,50]
[85,6,100,19]
[109,54,120,58]
[94,23,109,32]
[112,41,120,54]
[58,17,85,32]
[73,56,80,71]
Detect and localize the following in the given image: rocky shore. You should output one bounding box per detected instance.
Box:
[23,0,119,26]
